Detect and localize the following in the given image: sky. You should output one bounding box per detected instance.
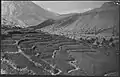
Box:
[32,1,109,14]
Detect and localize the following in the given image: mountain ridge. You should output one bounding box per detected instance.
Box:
[39,2,119,39]
[1,1,58,27]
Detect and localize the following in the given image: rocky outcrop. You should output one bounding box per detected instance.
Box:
[1,1,58,27]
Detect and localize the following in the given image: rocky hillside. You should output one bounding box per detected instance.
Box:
[1,1,58,27]
[40,2,119,39]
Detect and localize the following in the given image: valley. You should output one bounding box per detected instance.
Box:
[1,26,119,76]
[1,1,119,76]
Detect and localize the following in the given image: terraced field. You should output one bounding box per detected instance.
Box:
[1,28,119,76]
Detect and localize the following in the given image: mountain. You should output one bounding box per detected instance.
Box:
[27,13,78,29]
[40,2,119,39]
[1,1,58,27]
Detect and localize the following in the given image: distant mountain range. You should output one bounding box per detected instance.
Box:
[1,1,119,39]
[39,2,119,38]
[1,1,59,27]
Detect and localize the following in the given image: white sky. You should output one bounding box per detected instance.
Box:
[32,1,109,14]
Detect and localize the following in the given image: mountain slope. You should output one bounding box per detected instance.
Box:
[26,13,77,29]
[40,2,119,39]
[1,1,58,27]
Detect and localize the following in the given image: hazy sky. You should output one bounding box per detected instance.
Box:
[32,1,109,14]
